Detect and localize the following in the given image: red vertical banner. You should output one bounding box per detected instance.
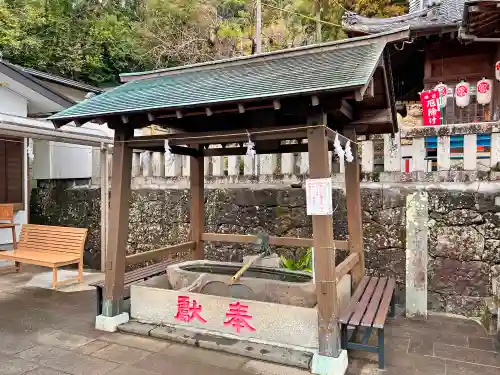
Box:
[420,89,442,126]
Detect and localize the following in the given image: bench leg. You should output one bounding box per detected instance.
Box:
[340,324,347,350]
[390,292,396,318]
[96,287,103,316]
[378,328,385,369]
[11,227,17,249]
[78,260,84,283]
[52,268,57,289]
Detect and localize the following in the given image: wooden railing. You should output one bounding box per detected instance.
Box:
[125,241,195,266]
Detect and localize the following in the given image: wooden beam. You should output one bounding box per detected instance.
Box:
[335,253,359,282]
[307,123,341,357]
[125,242,196,266]
[354,78,374,102]
[203,143,335,157]
[127,126,309,148]
[349,109,392,128]
[170,145,201,157]
[469,5,499,13]
[337,100,353,122]
[343,127,365,287]
[201,233,349,249]
[190,145,204,260]
[103,127,134,317]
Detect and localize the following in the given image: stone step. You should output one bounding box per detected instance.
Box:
[118,320,314,369]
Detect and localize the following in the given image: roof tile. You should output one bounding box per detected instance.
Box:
[49,41,384,121]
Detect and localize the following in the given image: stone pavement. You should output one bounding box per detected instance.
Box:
[0,264,498,375]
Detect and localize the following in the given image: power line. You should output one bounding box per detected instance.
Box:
[261,2,343,28]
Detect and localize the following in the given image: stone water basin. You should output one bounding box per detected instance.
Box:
[130,260,351,353]
[166,260,316,307]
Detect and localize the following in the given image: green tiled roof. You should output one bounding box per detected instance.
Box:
[49,39,386,122]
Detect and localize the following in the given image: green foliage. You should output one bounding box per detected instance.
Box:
[281,248,313,272]
[0,0,406,87]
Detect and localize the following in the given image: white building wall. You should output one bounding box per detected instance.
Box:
[0,87,28,117]
[50,142,92,179]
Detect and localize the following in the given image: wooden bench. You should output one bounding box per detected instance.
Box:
[90,259,180,315]
[0,224,88,289]
[0,204,18,249]
[339,275,396,369]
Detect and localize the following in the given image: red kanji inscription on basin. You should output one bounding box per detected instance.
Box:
[223,301,256,333]
[174,295,207,324]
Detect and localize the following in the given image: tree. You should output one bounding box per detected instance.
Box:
[0,0,407,87]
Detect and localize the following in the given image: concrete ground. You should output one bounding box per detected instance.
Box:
[0,263,497,375]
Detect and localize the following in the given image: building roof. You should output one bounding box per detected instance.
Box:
[48,30,408,123]
[10,63,103,93]
[461,0,500,39]
[342,0,465,35]
[0,61,75,109]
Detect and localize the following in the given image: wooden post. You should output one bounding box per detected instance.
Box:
[102,127,133,317]
[343,128,365,287]
[190,145,204,260]
[307,124,341,358]
[100,145,109,273]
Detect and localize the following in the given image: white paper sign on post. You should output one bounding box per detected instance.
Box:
[305,178,333,216]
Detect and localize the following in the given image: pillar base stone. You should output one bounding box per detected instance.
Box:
[95,312,129,332]
[311,350,348,375]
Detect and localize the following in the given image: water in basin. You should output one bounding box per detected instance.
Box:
[179,263,312,282]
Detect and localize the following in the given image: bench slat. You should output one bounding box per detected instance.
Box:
[348,277,379,326]
[339,275,370,324]
[373,278,396,329]
[361,277,387,327]
[89,259,178,288]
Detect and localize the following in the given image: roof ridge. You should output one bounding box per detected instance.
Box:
[120,28,409,82]
[3,61,103,93]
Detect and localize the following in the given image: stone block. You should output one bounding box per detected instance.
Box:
[95,313,130,332]
[428,191,476,213]
[431,226,484,261]
[311,351,348,375]
[149,325,312,368]
[131,283,319,350]
[444,209,483,225]
[429,258,490,297]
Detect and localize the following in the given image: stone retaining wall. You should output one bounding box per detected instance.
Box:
[30,179,500,316]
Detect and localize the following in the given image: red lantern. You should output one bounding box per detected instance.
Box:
[477,78,493,105]
[496,61,500,81]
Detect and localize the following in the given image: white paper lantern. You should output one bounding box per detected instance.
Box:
[455,81,470,108]
[477,78,493,105]
[496,61,500,81]
[434,83,448,108]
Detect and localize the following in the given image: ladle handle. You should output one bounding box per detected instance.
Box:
[231,255,262,283]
